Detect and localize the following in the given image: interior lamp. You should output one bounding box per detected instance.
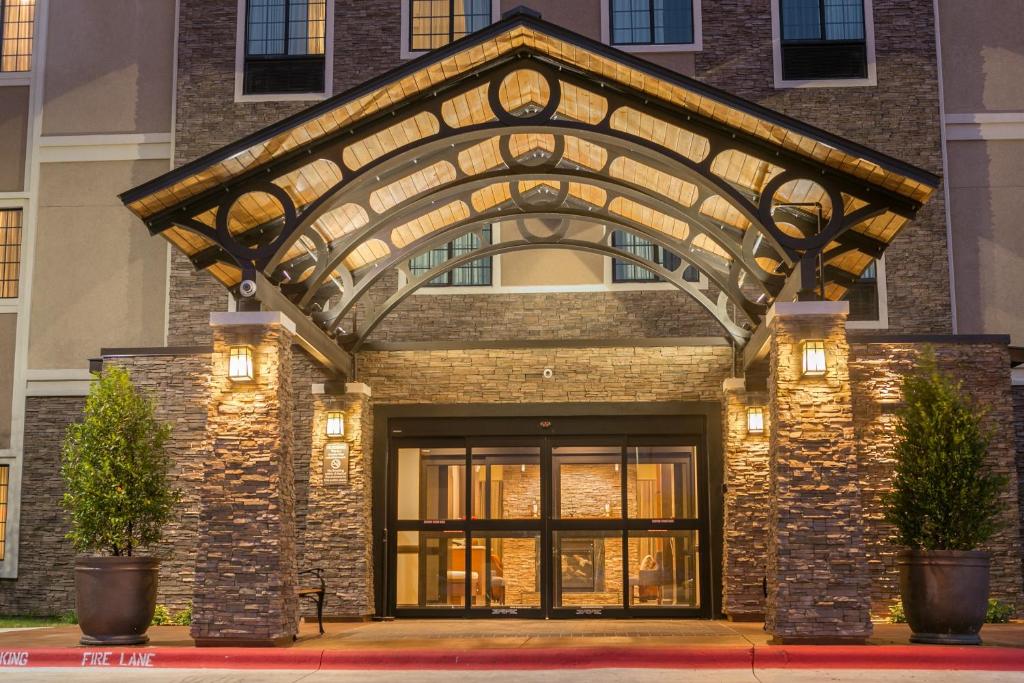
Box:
[325,411,345,438]
[228,346,254,381]
[801,340,827,377]
[746,407,765,435]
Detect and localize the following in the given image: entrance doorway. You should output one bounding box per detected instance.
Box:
[381,414,716,618]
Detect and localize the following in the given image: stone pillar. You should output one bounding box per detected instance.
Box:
[192,312,299,646]
[722,377,770,621]
[303,382,375,618]
[765,301,871,644]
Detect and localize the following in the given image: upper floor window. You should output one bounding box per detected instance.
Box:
[610,0,695,47]
[611,230,698,284]
[409,225,493,287]
[408,0,492,52]
[843,259,878,321]
[779,0,867,81]
[243,0,327,95]
[1,0,35,73]
[0,208,21,299]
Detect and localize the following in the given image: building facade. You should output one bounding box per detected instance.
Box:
[0,0,1021,645]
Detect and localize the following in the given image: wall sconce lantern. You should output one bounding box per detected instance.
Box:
[325,411,345,438]
[801,340,827,377]
[747,407,765,435]
[228,346,254,381]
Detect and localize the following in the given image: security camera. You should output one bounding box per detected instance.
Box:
[542,368,554,379]
[239,279,257,297]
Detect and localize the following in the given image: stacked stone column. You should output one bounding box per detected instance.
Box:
[192,312,299,646]
[765,302,872,644]
[722,377,770,621]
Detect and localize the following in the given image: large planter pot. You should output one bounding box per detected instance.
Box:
[75,556,159,646]
[898,549,989,645]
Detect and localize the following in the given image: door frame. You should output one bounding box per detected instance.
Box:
[372,402,724,618]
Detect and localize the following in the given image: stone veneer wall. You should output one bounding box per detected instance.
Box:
[0,354,211,616]
[110,353,213,612]
[1014,383,1024,584]
[721,384,770,620]
[849,340,1024,616]
[357,345,734,404]
[0,397,84,615]
[301,386,375,618]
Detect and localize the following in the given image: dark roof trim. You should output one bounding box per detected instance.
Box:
[847,333,1012,346]
[120,10,939,206]
[100,346,214,357]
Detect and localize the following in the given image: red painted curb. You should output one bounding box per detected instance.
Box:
[755,645,1024,671]
[319,646,753,670]
[1,644,1023,671]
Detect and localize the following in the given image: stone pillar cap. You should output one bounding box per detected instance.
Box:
[210,311,297,333]
[766,301,849,325]
[722,377,746,392]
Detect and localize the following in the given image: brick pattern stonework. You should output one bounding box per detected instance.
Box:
[766,310,872,643]
[849,340,1024,616]
[0,397,84,615]
[192,321,298,644]
[721,383,770,621]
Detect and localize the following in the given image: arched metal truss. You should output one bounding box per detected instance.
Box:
[121,12,938,376]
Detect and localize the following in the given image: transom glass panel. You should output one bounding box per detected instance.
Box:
[396,447,467,520]
[471,447,541,520]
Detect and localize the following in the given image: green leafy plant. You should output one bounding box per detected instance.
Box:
[987,599,1014,624]
[888,600,906,624]
[171,602,193,626]
[883,348,1007,550]
[151,604,172,626]
[60,366,180,556]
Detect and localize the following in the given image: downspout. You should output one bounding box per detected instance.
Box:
[932,0,959,333]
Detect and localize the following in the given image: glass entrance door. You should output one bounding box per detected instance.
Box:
[387,431,709,618]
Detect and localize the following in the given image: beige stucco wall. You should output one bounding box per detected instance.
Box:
[28,160,169,369]
[947,139,1024,345]
[939,0,1024,113]
[500,219,605,286]
[41,0,175,136]
[0,86,29,191]
[0,313,15,448]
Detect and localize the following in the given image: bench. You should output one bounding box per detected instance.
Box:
[297,567,326,634]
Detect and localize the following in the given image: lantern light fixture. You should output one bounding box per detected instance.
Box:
[801,340,827,377]
[325,411,345,438]
[747,407,765,435]
[228,346,254,381]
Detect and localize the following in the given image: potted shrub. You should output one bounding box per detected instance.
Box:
[885,349,1007,645]
[61,366,180,645]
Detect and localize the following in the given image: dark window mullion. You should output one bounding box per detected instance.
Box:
[648,0,656,45]
[818,0,827,41]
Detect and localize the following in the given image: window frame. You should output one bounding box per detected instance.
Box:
[234,0,335,102]
[0,204,24,306]
[844,255,888,329]
[408,224,495,288]
[600,0,703,54]
[609,230,701,285]
[771,0,876,89]
[400,0,501,60]
[0,0,36,79]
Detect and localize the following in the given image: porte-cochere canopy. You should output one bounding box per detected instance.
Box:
[120,9,939,376]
